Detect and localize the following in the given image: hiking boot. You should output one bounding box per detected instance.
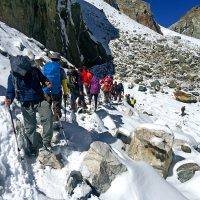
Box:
[26,147,38,158]
[39,143,52,152]
[53,121,61,130]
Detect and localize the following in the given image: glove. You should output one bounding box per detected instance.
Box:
[4,97,11,106]
[45,80,52,88]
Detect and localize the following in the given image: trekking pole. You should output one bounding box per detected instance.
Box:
[7,105,22,160]
[64,99,67,122]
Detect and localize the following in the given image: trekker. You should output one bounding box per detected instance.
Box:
[130,97,135,108]
[81,66,92,96]
[116,82,124,102]
[89,75,101,111]
[100,75,113,103]
[68,68,86,113]
[43,52,69,121]
[126,94,135,108]
[5,55,53,156]
[111,81,118,100]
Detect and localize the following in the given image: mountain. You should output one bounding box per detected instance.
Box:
[79,0,200,91]
[0,0,108,67]
[104,0,162,34]
[170,6,200,39]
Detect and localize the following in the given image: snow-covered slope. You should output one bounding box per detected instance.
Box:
[1,0,200,200]
[78,0,200,89]
[0,22,47,88]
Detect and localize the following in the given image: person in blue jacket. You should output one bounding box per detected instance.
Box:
[5,63,53,155]
[43,52,69,121]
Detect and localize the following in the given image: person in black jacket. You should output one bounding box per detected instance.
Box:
[67,68,86,112]
[116,82,124,101]
[5,66,53,155]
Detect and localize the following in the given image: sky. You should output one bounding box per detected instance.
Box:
[145,0,199,27]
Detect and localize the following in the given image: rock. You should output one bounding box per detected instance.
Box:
[177,163,200,183]
[192,92,200,96]
[128,82,134,89]
[181,145,191,153]
[115,128,132,144]
[0,47,8,57]
[128,124,174,177]
[83,142,127,193]
[174,90,197,103]
[150,80,161,91]
[170,6,200,39]
[134,77,143,84]
[138,85,147,92]
[37,150,64,169]
[66,171,84,196]
[105,0,162,34]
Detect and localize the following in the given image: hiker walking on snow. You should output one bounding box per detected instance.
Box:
[5,55,53,156]
[111,81,118,100]
[68,68,87,113]
[115,82,124,102]
[81,66,92,96]
[100,74,113,103]
[89,74,101,111]
[43,52,69,121]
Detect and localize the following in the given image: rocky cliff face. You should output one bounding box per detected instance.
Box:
[104,0,162,34]
[170,6,200,39]
[0,0,108,66]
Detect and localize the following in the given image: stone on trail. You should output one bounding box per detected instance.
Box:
[37,150,64,169]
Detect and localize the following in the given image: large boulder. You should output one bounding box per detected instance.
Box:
[83,141,127,194]
[0,0,108,67]
[128,124,174,177]
[104,0,162,34]
[170,6,200,39]
[174,90,197,103]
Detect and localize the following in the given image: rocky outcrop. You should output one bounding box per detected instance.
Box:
[104,0,162,34]
[83,141,127,194]
[170,6,200,39]
[0,0,108,66]
[111,32,200,89]
[174,90,197,103]
[128,124,174,178]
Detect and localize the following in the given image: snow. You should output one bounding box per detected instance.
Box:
[1,0,200,199]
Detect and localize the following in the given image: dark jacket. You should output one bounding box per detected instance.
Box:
[116,83,124,93]
[68,70,84,94]
[6,68,48,103]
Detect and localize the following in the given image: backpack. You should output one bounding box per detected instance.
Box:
[10,55,32,77]
[103,76,112,92]
[68,69,79,91]
[10,55,34,99]
[90,76,100,94]
[43,62,61,94]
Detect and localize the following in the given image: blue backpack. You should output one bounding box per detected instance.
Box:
[43,62,61,94]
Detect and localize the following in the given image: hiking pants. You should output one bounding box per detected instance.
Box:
[51,91,62,121]
[71,92,86,112]
[89,93,98,110]
[104,91,110,103]
[21,100,53,148]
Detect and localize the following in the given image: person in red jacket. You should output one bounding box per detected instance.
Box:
[81,66,92,96]
[100,75,113,103]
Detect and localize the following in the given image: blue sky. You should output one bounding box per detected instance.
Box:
[144,0,199,27]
